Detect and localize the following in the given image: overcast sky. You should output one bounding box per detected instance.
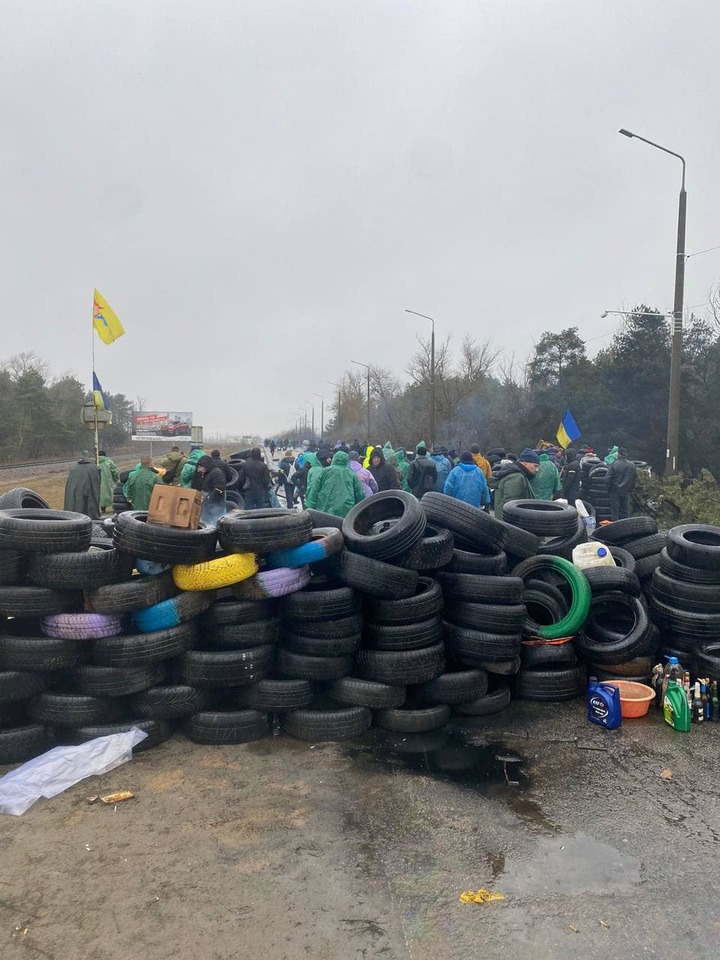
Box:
[2,0,718,436]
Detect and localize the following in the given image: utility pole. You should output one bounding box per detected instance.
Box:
[313,393,324,443]
[352,361,371,441]
[327,381,341,430]
[405,309,436,446]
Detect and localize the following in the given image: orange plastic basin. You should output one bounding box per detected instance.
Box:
[600,680,655,718]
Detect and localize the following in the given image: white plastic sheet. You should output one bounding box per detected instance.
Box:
[0,727,148,815]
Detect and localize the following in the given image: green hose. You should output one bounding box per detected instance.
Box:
[512,556,592,640]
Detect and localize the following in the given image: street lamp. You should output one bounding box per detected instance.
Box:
[313,393,324,443]
[304,401,315,440]
[351,360,371,441]
[600,309,673,319]
[619,127,687,474]
[327,380,341,426]
[405,308,436,446]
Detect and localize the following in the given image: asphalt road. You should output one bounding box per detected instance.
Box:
[0,699,717,960]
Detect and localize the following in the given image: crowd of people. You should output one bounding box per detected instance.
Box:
[62,438,638,525]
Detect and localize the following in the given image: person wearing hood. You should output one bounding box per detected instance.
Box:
[362,445,375,469]
[306,449,332,503]
[531,452,561,501]
[209,449,235,486]
[195,455,228,523]
[123,456,162,511]
[561,447,582,504]
[444,452,491,509]
[64,451,101,518]
[306,450,365,517]
[97,450,119,512]
[607,446,637,520]
[159,446,187,487]
[180,447,205,488]
[393,448,411,492]
[276,453,297,508]
[493,448,539,518]
[469,445,492,481]
[407,443,437,498]
[349,451,379,498]
[430,446,452,493]
[368,446,401,491]
[237,448,271,510]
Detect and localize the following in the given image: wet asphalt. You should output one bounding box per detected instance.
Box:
[0,699,718,959]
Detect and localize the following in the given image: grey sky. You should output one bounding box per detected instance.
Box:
[2,0,718,436]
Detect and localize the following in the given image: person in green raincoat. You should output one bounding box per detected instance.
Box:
[393,448,411,492]
[124,456,162,510]
[97,450,119,513]
[180,448,205,488]
[531,453,561,500]
[305,450,365,517]
[64,452,101,518]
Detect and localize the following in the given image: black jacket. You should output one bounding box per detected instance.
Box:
[368,448,401,492]
[211,457,235,485]
[561,456,582,503]
[238,458,271,499]
[607,457,637,495]
[407,454,437,498]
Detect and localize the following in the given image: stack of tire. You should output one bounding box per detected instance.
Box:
[584,461,612,523]
[650,524,720,676]
[501,498,586,563]
[593,517,667,598]
[113,470,133,514]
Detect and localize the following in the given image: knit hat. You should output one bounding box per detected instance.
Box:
[538,453,549,462]
[518,448,540,464]
[459,451,474,464]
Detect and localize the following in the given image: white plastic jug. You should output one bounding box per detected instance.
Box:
[572,541,616,570]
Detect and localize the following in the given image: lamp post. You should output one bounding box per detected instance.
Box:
[405,308,436,446]
[351,360,371,441]
[619,128,687,474]
[313,393,324,443]
[304,401,315,440]
[600,309,674,320]
[327,380,341,427]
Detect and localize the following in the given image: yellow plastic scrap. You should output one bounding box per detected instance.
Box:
[458,889,506,905]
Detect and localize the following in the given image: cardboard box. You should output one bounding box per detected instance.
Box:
[147,485,203,529]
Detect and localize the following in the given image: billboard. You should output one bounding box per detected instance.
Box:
[132,411,193,441]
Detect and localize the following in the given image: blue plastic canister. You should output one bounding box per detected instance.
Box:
[587,679,622,729]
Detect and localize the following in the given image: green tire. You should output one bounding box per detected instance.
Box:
[512,556,592,639]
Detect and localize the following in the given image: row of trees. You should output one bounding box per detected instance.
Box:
[0,353,133,462]
[296,305,720,476]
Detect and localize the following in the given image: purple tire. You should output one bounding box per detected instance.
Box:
[41,613,123,640]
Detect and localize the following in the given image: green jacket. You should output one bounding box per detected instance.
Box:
[64,458,101,519]
[180,449,205,488]
[159,450,187,486]
[531,458,561,501]
[124,465,162,511]
[304,452,324,502]
[97,455,119,510]
[494,465,535,518]
[394,448,411,492]
[305,451,365,517]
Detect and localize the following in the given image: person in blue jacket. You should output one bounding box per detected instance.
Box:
[431,445,452,493]
[444,451,491,509]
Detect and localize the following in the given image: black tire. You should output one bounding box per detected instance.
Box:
[0,509,91,553]
[27,548,135,591]
[650,597,720,639]
[443,622,522,663]
[181,646,274,687]
[71,719,173,751]
[207,619,280,649]
[356,643,445,684]
[363,617,442,651]
[184,709,269,744]
[593,517,658,544]
[281,706,372,741]
[0,585,81,618]
[587,669,652,685]
[420,492,507,552]
[588,656,654,678]
[277,647,353,680]
[417,669,488,704]
[75,664,166,697]
[217,509,312,553]
[393,525,454,571]
[201,597,276,626]
[453,684,511,716]
[694,642,720,681]
[583,566,642,597]
[28,692,125,727]
[444,601,526,635]
[0,671,49,703]
[113,512,217,565]
[667,525,720,571]
[523,581,569,632]
[364,578,443,625]
[606,545,637,572]
[623,533,667,561]
[328,677,406,709]
[375,704,450,732]
[335,550,419,600]
[236,679,315,711]
[282,632,360,656]
[652,569,720,612]
[0,487,51,510]
[93,623,197,668]
[281,613,362,638]
[659,547,720,585]
[342,491,426,560]
[445,548,507,575]
[502,500,578,538]
[635,554,662,580]
[514,665,585,701]
[521,641,577,669]
[536,519,588,560]
[85,571,178,615]
[0,550,26,585]
[576,595,655,664]
[435,572,523,605]
[281,583,359,621]
[0,724,52,764]
[494,521,541,561]
[305,509,344,530]
[0,634,83,672]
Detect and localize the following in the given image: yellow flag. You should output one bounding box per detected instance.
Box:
[93,289,125,345]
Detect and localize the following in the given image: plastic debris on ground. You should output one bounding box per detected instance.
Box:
[458,889,506,905]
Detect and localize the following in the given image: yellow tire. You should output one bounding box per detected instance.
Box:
[173,553,258,591]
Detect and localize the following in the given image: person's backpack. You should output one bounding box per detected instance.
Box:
[421,463,436,492]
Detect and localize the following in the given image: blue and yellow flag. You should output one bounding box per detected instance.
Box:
[93,289,125,345]
[556,408,581,449]
[92,371,107,410]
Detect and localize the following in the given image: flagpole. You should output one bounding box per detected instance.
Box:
[92,300,100,466]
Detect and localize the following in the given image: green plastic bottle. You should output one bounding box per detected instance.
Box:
[663,679,691,732]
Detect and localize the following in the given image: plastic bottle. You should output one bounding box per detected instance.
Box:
[663,679,691,732]
[661,656,684,702]
[574,500,596,535]
[572,542,616,570]
[587,679,622,729]
[693,682,704,723]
